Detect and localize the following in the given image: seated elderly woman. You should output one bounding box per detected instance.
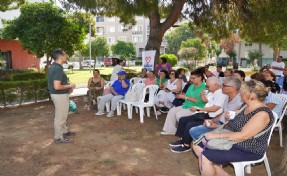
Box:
[155,70,182,108]
[193,80,275,176]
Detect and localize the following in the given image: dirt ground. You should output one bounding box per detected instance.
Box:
[0,96,284,176]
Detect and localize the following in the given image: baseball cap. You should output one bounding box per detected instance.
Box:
[118,71,126,75]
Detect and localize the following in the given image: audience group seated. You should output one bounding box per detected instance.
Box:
[86,56,287,175]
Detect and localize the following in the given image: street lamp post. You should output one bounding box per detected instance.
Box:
[89,23,92,73]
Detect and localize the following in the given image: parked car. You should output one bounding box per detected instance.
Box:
[63,62,74,69]
[82,60,105,68]
[104,58,113,67]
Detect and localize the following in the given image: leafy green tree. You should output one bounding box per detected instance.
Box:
[159,54,178,66]
[0,0,25,11]
[111,40,136,59]
[180,38,206,60]
[165,23,194,55]
[1,2,86,72]
[178,48,199,70]
[248,50,263,66]
[59,0,249,67]
[67,11,96,37]
[82,37,110,58]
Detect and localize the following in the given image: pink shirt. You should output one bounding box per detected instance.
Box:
[144,78,156,86]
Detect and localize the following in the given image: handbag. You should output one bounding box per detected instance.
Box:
[124,87,141,102]
[191,112,212,121]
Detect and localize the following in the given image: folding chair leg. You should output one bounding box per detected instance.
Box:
[279,125,283,147]
[127,104,132,119]
[153,105,158,120]
[232,163,245,176]
[245,164,251,174]
[263,157,271,176]
[139,107,144,123]
[116,102,120,116]
[146,107,150,117]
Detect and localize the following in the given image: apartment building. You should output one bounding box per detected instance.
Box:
[234,42,287,66]
[95,16,167,58]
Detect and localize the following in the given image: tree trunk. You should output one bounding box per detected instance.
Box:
[273,44,281,60]
[145,0,185,71]
[258,43,262,66]
[274,138,287,176]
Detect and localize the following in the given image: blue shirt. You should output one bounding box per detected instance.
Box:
[112,79,130,96]
[264,92,284,118]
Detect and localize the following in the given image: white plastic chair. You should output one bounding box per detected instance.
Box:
[117,83,146,118]
[230,111,278,176]
[130,85,159,123]
[273,94,287,147]
[104,82,112,112]
[129,77,144,88]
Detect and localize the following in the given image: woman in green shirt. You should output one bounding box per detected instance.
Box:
[161,68,207,135]
[156,70,169,89]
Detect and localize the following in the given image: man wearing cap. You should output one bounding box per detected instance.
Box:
[95,71,130,117]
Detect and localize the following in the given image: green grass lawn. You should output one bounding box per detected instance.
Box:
[65,66,143,84]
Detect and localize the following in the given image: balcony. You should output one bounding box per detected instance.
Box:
[132,31,143,34]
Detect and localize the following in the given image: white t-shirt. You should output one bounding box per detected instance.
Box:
[219,93,242,123]
[204,89,228,118]
[271,61,285,76]
[110,65,123,81]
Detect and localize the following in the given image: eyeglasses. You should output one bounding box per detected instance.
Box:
[170,73,175,75]
[222,84,233,87]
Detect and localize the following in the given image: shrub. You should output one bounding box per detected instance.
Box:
[159,54,178,66]
[0,69,36,81]
[10,72,46,81]
[0,79,49,107]
[135,61,142,66]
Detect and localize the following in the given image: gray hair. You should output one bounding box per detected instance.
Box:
[206,76,221,86]
[223,77,241,91]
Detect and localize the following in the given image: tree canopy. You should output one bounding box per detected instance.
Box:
[180,38,206,60]
[59,0,250,66]
[1,2,86,62]
[0,0,25,12]
[82,37,110,58]
[111,40,136,59]
[165,23,194,55]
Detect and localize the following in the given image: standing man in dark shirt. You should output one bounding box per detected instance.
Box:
[48,48,76,144]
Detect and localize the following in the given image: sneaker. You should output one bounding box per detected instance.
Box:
[159,107,169,113]
[160,131,175,135]
[63,131,76,137]
[170,145,191,153]
[107,110,114,117]
[54,138,74,144]
[169,140,183,147]
[95,111,105,116]
[156,111,162,115]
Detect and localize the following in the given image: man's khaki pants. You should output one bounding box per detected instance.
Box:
[162,106,194,134]
[50,94,69,139]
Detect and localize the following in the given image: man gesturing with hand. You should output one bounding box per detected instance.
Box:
[48,48,76,144]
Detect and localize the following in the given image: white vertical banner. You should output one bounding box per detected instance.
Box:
[142,50,156,71]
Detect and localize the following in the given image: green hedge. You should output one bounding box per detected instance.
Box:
[0,79,49,107]
[100,72,139,81]
[0,69,36,81]
[10,72,46,81]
